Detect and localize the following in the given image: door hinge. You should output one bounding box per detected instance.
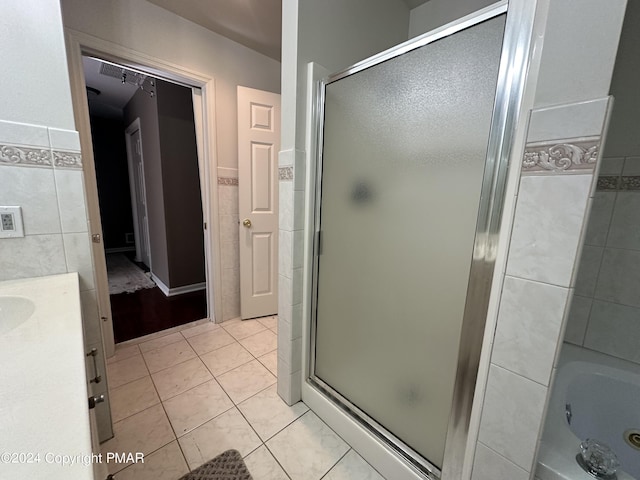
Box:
[204,222,207,230]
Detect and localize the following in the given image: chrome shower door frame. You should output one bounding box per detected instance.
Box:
[307,0,538,478]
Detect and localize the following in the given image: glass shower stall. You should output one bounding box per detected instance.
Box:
[306,1,534,478]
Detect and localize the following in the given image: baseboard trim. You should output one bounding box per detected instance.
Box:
[168,282,207,296]
[150,273,206,297]
[105,247,136,254]
[150,273,170,296]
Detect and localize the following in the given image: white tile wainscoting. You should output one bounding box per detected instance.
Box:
[217,167,241,321]
[472,97,614,479]
[277,148,306,405]
[565,153,640,365]
[0,120,93,288]
[0,120,101,344]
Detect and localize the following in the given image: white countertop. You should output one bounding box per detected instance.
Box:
[0,273,93,480]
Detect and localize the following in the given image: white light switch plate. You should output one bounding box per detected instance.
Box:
[0,206,25,238]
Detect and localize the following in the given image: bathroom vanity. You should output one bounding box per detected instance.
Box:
[0,273,101,480]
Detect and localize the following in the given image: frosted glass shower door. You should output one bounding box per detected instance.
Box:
[312,15,506,470]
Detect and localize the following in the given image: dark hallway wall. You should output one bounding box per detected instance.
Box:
[157,81,206,288]
[124,87,169,282]
[124,80,205,290]
[90,115,135,250]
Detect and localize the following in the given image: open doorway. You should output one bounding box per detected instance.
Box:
[83,56,208,343]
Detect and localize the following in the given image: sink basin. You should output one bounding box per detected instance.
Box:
[0,296,35,334]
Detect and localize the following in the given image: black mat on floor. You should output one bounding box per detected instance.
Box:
[178,449,253,480]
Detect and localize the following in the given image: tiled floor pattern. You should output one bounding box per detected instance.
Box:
[105,316,385,480]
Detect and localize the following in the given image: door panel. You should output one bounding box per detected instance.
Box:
[312,15,507,469]
[251,143,274,212]
[252,233,274,295]
[238,87,281,319]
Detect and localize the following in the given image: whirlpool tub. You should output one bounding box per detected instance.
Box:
[537,344,640,480]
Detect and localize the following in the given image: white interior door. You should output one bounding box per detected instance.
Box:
[237,86,281,319]
[125,120,151,268]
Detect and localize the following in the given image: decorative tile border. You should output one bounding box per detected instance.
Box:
[0,144,52,167]
[218,177,239,186]
[279,166,293,181]
[597,176,619,191]
[0,144,83,170]
[53,150,82,169]
[620,176,640,191]
[598,175,640,191]
[522,138,600,175]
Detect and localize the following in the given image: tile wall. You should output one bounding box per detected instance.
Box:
[217,166,241,321]
[564,154,640,364]
[471,97,612,479]
[277,148,305,405]
[0,118,112,434]
[0,120,96,302]
[0,120,88,283]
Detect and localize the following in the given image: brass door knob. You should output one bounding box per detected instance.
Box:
[242,218,252,228]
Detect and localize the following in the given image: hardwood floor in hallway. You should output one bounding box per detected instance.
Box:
[111,287,207,343]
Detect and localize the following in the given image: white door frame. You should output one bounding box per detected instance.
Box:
[124,118,152,268]
[64,28,224,357]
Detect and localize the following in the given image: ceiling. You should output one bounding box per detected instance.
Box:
[403,0,432,8]
[83,57,152,119]
[145,0,431,61]
[146,0,282,60]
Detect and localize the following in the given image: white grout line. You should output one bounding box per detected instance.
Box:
[107,319,331,480]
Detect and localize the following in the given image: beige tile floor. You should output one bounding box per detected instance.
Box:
[104,316,385,480]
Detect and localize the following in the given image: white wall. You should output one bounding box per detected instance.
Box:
[61,0,281,170]
[408,0,496,38]
[290,0,410,148]
[0,0,75,129]
[604,0,640,157]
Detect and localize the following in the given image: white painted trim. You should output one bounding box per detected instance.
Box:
[64,31,115,358]
[167,282,207,296]
[149,274,205,297]
[104,247,136,254]
[200,80,223,324]
[64,28,223,344]
[150,273,169,296]
[192,88,220,323]
[124,119,141,264]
